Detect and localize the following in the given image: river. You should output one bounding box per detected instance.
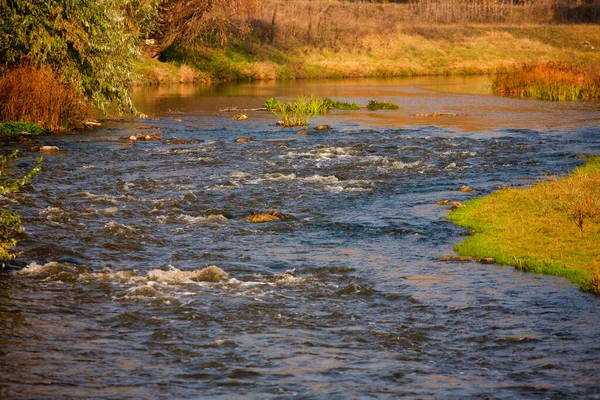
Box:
[1,77,599,398]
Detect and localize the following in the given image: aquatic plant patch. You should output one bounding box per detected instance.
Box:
[268,96,328,127]
[448,156,600,293]
[367,100,399,110]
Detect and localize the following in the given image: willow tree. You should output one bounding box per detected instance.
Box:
[149,0,252,57]
[0,0,139,114]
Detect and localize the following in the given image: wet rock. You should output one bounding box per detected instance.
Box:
[576,154,588,159]
[127,133,163,142]
[38,145,60,153]
[435,200,465,208]
[478,258,495,264]
[314,124,332,131]
[191,265,229,282]
[296,130,309,135]
[232,114,248,120]
[437,256,474,262]
[244,210,293,223]
[235,137,253,143]
[18,137,33,145]
[459,185,475,192]
[276,121,285,126]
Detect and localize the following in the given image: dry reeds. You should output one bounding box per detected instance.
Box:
[492,62,600,101]
[0,65,91,131]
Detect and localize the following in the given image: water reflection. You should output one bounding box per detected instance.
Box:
[132,76,600,133]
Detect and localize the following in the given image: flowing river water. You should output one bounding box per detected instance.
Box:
[1,77,599,398]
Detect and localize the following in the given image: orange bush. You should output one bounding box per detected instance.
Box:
[0,65,91,131]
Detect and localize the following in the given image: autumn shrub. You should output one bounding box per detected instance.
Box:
[0,65,91,131]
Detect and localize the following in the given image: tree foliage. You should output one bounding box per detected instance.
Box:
[0,0,139,114]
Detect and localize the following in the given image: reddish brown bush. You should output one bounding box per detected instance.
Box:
[0,65,91,131]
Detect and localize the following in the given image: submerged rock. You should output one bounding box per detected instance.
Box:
[478,258,495,264]
[235,137,253,143]
[437,256,475,262]
[232,114,248,120]
[314,124,332,131]
[459,185,475,192]
[435,200,465,208]
[296,130,309,135]
[576,154,588,159]
[244,210,293,223]
[167,139,197,145]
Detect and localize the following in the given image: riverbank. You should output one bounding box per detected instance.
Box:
[448,156,600,294]
[134,23,600,84]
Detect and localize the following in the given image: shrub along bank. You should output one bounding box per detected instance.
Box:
[448,157,600,294]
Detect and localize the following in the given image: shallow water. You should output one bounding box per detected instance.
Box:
[1,77,599,399]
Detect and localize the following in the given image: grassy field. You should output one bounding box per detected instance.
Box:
[448,157,600,294]
[134,1,600,84]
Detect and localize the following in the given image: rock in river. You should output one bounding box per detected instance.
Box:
[244,210,293,223]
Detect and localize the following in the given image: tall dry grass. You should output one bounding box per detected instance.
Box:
[492,62,600,101]
[0,65,91,131]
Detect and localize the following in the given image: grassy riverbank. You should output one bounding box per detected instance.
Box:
[137,23,600,83]
[448,157,600,294]
[134,0,600,85]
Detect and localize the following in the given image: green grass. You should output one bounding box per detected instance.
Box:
[322,98,361,111]
[448,156,600,294]
[268,96,328,127]
[0,121,48,141]
[366,100,399,110]
[265,96,359,126]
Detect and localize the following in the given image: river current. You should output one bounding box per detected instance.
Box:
[1,77,599,398]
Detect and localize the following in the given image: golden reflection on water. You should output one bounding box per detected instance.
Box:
[132,76,600,133]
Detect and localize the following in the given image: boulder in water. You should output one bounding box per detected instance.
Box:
[244,210,293,223]
[232,114,248,120]
[314,124,332,131]
[235,137,253,143]
[38,145,60,153]
[191,265,229,282]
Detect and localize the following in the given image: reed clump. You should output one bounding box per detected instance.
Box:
[492,62,600,101]
[0,65,91,131]
[266,96,359,126]
[448,156,600,294]
[268,96,328,127]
